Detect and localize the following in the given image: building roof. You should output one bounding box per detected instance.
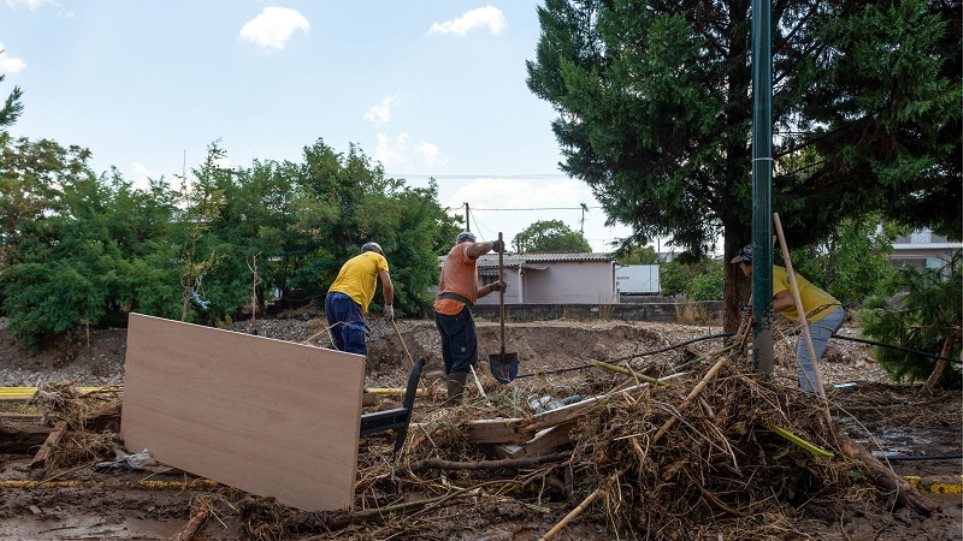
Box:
[475,252,613,269]
[436,252,614,272]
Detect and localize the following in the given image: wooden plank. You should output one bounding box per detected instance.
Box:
[520,420,578,458]
[121,313,365,512]
[29,421,68,469]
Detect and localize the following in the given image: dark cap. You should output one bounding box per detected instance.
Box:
[730,244,753,264]
[455,231,476,243]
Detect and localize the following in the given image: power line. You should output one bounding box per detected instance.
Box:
[386,173,570,181]
[471,206,603,211]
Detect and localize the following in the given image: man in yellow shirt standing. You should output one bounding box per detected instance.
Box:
[325,242,394,356]
[731,244,845,393]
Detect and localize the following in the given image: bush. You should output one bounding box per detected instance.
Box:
[861,251,961,388]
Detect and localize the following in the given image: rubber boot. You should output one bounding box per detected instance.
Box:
[444,371,468,407]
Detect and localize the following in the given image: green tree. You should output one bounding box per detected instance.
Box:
[791,216,903,307]
[684,259,725,301]
[513,219,592,253]
[660,257,724,300]
[0,74,23,132]
[861,251,961,390]
[613,241,659,265]
[527,0,961,331]
[179,139,459,321]
[1,161,182,348]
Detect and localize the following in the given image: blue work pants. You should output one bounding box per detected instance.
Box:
[434,308,477,375]
[324,292,367,356]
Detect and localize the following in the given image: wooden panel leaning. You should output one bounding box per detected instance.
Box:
[121,313,365,512]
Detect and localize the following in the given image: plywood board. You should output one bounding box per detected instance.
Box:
[121,313,365,512]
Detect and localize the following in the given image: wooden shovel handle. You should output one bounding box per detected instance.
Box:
[498,232,506,355]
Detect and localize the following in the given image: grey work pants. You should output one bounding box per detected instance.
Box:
[796,306,845,393]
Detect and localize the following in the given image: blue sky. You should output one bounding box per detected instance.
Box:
[1,0,633,250]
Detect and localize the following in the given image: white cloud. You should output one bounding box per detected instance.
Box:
[375,133,410,167]
[0,44,26,74]
[239,7,310,50]
[413,142,446,166]
[129,162,154,190]
[427,5,507,37]
[5,0,49,10]
[374,133,446,167]
[363,96,397,127]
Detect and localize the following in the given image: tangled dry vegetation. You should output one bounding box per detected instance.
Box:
[235,335,933,541]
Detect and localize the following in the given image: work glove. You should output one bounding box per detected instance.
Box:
[384,305,394,322]
[491,239,506,253]
[490,280,509,292]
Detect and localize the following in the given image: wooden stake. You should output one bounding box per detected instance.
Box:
[772,212,827,398]
[773,213,835,429]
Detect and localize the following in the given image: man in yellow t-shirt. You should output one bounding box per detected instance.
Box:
[324,242,394,356]
[731,244,845,393]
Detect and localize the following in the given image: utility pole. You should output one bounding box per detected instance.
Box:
[751,0,774,373]
[464,202,470,231]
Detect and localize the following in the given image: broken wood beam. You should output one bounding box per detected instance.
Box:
[29,421,68,469]
[839,435,939,515]
[172,502,211,541]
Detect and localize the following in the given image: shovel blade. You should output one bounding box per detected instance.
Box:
[489,352,519,384]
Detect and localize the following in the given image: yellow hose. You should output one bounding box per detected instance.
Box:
[903,475,963,495]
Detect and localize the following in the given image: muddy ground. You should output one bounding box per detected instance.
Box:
[0,314,960,540]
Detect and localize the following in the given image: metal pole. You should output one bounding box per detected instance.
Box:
[751,0,774,373]
[465,202,470,231]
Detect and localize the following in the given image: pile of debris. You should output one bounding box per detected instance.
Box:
[240,340,938,540]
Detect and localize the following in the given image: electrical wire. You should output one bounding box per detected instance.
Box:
[507,330,962,381]
[471,206,603,211]
[386,173,570,180]
[831,334,963,365]
[871,454,963,462]
[513,332,732,379]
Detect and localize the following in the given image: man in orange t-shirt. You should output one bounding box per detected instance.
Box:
[434,231,506,405]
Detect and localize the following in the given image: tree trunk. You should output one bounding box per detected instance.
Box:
[723,229,751,333]
[921,336,956,395]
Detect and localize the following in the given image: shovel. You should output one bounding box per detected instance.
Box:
[489,232,519,384]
